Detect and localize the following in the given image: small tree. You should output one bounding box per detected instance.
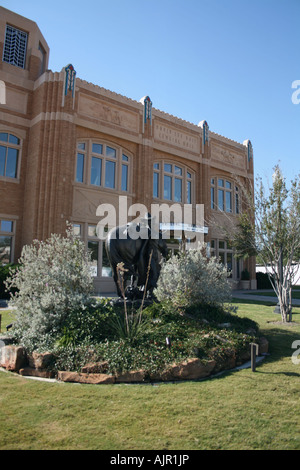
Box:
[230,166,300,323]
[154,243,232,308]
[5,226,94,351]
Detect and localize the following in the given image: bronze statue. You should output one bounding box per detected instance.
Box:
[105,214,168,300]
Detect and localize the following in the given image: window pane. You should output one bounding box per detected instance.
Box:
[219,240,225,249]
[225,181,232,189]
[154,163,159,170]
[219,252,225,265]
[174,178,182,202]
[0,133,8,142]
[187,172,192,179]
[164,175,172,200]
[88,225,97,237]
[211,178,215,185]
[0,236,12,264]
[226,191,232,212]
[77,142,85,150]
[218,189,224,210]
[102,241,112,277]
[106,146,116,158]
[227,252,233,277]
[0,146,6,176]
[105,160,115,188]
[235,193,239,214]
[1,220,13,232]
[153,172,159,198]
[187,180,191,204]
[3,25,28,68]
[122,164,128,191]
[6,148,18,178]
[122,154,128,162]
[218,179,224,187]
[92,143,103,154]
[211,187,214,209]
[174,166,182,176]
[73,224,81,236]
[164,163,172,173]
[91,157,102,186]
[76,153,84,182]
[9,134,20,145]
[88,241,99,277]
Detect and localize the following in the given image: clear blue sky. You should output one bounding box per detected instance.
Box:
[2,0,300,185]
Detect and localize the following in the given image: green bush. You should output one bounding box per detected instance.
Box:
[154,244,232,308]
[256,271,273,289]
[5,227,94,352]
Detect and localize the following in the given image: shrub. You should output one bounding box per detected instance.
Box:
[5,226,94,352]
[256,271,273,289]
[154,244,232,308]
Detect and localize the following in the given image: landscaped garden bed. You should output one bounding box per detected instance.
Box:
[0,300,268,384]
[0,230,270,385]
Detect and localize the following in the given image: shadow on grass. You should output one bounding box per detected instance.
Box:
[255,370,300,378]
[232,297,276,307]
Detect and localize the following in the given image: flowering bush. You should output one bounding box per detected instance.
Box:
[154,244,232,308]
[5,226,94,351]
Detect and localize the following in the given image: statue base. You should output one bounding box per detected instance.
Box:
[110,286,156,309]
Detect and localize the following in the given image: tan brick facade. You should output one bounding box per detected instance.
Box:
[0,7,256,293]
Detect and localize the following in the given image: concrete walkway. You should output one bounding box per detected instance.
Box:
[232,289,300,306]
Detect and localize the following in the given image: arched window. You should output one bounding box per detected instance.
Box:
[211,177,239,214]
[75,140,131,192]
[153,162,193,204]
[0,132,21,179]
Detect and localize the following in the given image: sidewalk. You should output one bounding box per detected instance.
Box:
[232,289,300,306]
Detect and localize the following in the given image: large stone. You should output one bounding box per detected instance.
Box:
[151,358,216,382]
[28,352,54,370]
[115,369,146,383]
[0,335,14,346]
[19,367,55,378]
[57,371,115,384]
[170,358,216,380]
[0,345,27,371]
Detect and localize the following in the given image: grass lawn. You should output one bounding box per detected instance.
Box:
[0,301,300,450]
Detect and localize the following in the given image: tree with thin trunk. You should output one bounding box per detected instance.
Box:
[228,166,300,323]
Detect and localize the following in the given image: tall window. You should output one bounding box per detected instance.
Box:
[210,239,234,278]
[211,177,239,214]
[0,133,20,179]
[75,141,130,192]
[0,219,14,264]
[153,162,193,204]
[3,25,28,69]
[121,154,129,191]
[73,223,112,278]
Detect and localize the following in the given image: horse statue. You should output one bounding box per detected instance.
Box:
[105,213,168,299]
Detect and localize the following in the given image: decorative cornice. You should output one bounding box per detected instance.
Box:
[52,74,249,151]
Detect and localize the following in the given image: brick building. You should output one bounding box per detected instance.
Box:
[0,7,256,294]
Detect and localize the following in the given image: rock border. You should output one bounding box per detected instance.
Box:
[0,337,269,385]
